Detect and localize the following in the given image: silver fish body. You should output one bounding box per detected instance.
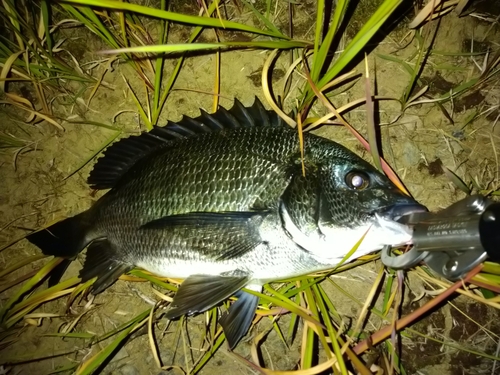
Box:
[27,98,425,348]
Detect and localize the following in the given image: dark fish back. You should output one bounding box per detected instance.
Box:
[88,98,286,190]
[92,126,301,230]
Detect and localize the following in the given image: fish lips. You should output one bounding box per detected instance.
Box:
[376,202,428,222]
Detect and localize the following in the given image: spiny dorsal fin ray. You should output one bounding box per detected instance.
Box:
[87,97,286,190]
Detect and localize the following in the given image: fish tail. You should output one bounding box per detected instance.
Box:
[26,213,91,259]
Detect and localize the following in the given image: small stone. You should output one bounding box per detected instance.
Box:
[401,141,421,167]
[118,364,140,375]
[451,130,465,140]
[450,140,463,155]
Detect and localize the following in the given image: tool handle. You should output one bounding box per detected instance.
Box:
[479,203,500,262]
[410,202,500,261]
[381,196,500,280]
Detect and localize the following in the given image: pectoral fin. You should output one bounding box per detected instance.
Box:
[165,274,250,319]
[219,288,260,349]
[141,211,268,260]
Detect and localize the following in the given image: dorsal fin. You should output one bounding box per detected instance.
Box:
[87,97,286,190]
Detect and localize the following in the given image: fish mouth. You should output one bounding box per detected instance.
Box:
[377,203,428,222]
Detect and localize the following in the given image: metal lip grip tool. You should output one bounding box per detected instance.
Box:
[381,195,500,280]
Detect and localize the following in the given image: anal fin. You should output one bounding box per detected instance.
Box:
[165,274,250,319]
[80,239,133,294]
[219,288,260,349]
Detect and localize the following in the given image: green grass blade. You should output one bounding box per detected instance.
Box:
[61,0,290,39]
[0,257,63,323]
[122,74,151,129]
[66,278,95,310]
[483,262,500,275]
[92,308,150,344]
[286,309,299,341]
[311,0,325,82]
[302,282,334,372]
[312,0,402,100]
[76,310,150,375]
[1,0,24,50]
[240,0,285,37]
[41,0,52,55]
[103,40,309,55]
[151,0,224,125]
[76,6,121,49]
[383,270,395,315]
[442,166,471,194]
[312,283,348,375]
[0,254,46,279]
[43,332,95,339]
[4,277,80,328]
[191,329,225,374]
[376,53,416,77]
[59,5,118,49]
[152,0,168,123]
[256,285,324,328]
[311,0,350,83]
[128,269,179,292]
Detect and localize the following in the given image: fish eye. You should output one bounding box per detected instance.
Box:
[345,171,370,190]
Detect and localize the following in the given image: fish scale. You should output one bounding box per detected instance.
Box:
[26,97,425,349]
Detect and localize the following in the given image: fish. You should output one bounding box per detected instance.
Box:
[26,98,426,349]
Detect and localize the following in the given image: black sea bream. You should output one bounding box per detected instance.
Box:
[27,98,424,348]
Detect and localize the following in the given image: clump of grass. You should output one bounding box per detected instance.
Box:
[0,0,94,129]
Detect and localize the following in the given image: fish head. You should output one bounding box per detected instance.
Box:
[315,156,427,253]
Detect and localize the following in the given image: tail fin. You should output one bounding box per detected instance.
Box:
[26,213,91,259]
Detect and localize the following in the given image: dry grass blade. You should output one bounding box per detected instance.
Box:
[0,50,25,93]
[259,356,340,375]
[353,264,483,355]
[0,257,64,322]
[296,112,305,177]
[0,254,46,279]
[352,267,384,339]
[0,269,39,295]
[363,54,382,173]
[442,165,471,194]
[0,96,63,130]
[262,49,296,127]
[121,73,151,129]
[148,303,162,369]
[409,0,458,28]
[3,278,79,329]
